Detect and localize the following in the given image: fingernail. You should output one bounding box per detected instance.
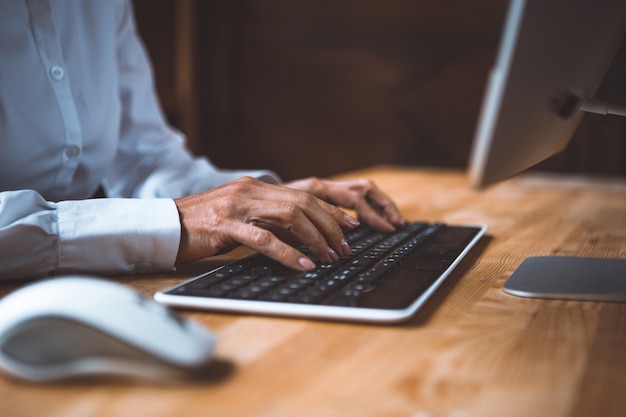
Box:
[344,213,360,227]
[328,247,339,262]
[298,257,316,271]
[340,239,352,256]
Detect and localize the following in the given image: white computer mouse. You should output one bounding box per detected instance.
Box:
[0,276,216,382]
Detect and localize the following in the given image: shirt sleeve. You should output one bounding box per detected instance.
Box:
[102,1,280,200]
[0,1,281,280]
[0,190,180,279]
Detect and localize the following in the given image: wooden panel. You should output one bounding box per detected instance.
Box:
[136,1,626,181]
[133,0,198,151]
[195,0,508,179]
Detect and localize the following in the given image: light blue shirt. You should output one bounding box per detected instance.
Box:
[0,0,279,279]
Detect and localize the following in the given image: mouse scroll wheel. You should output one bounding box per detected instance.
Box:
[135,295,187,327]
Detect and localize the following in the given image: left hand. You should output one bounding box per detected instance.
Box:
[285,177,405,232]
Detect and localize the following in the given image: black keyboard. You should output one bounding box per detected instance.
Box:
[155,221,486,323]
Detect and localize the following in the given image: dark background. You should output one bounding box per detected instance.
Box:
[133,0,626,181]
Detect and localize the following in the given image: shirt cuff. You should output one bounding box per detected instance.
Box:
[56,198,180,274]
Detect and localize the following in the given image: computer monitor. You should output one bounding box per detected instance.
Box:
[467,0,626,302]
[469,0,626,188]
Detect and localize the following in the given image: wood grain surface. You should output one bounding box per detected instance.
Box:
[1,166,625,417]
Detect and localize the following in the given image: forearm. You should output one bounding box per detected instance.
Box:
[104,131,281,199]
[0,190,180,279]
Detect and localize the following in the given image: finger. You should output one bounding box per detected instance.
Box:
[246,185,354,258]
[230,222,317,271]
[353,198,397,232]
[220,180,351,260]
[245,178,358,232]
[311,195,361,230]
[364,187,405,227]
[251,214,336,263]
[264,195,350,260]
[320,181,402,232]
[290,193,356,257]
[233,194,338,262]
[216,178,353,259]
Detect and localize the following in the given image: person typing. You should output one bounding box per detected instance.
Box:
[0,0,403,279]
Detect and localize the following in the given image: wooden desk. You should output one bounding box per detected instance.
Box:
[2,166,625,417]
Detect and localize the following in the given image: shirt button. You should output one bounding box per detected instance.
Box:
[50,65,65,81]
[65,145,80,158]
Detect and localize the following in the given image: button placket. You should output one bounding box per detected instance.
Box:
[27,0,82,191]
[49,65,65,81]
[65,145,80,158]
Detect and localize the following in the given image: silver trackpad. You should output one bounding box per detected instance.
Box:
[503,256,626,302]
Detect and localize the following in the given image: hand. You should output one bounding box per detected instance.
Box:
[174,177,359,271]
[285,177,405,232]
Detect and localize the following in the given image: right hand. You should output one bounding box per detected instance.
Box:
[173,177,359,271]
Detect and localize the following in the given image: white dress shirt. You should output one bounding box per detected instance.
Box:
[0,0,279,279]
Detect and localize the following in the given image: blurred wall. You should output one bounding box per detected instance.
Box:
[134,0,626,181]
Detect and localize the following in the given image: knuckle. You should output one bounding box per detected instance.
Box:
[248,227,273,246]
[238,176,257,184]
[306,176,323,192]
[357,178,375,190]
[296,191,317,207]
[217,193,239,209]
[226,182,247,194]
[278,245,298,262]
[342,190,361,207]
[281,201,302,221]
[230,176,257,191]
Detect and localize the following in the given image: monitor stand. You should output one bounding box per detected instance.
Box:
[503,256,626,302]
